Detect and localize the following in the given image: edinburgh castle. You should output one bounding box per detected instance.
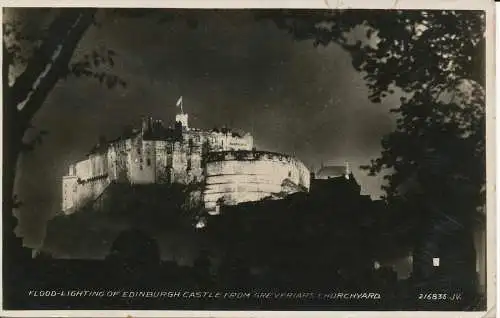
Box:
[62,100,310,216]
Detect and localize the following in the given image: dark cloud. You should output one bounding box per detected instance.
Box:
[14,9,399,251]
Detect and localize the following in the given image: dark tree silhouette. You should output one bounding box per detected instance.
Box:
[261,9,486,204]
[4,8,106,260]
[261,10,485,96]
[2,8,188,257]
[107,228,160,264]
[264,9,486,294]
[205,178,401,291]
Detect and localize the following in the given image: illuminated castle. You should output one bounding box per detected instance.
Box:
[62,98,311,215]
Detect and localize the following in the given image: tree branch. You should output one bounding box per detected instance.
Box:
[3,38,13,105]
[10,9,82,106]
[17,9,96,126]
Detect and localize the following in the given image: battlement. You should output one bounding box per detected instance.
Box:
[76,174,109,184]
[204,150,311,214]
[205,150,294,163]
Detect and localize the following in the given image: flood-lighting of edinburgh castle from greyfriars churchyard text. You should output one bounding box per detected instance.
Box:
[62,97,316,217]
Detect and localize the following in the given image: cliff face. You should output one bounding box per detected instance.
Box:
[44,182,206,261]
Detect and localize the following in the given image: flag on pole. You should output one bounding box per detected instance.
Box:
[176,96,183,113]
[176,96,183,107]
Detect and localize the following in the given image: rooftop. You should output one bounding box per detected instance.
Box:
[316,165,348,179]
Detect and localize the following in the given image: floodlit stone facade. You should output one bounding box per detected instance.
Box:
[62,109,310,215]
[204,151,310,214]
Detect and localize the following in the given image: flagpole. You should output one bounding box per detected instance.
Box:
[176,96,184,114]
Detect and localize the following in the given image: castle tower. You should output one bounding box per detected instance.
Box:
[175,96,188,130]
[176,113,188,130]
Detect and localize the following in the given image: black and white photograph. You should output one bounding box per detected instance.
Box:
[1,1,495,315]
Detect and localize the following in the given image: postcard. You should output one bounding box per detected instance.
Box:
[1,0,495,316]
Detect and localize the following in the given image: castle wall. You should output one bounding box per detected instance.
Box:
[62,176,78,212]
[188,151,203,183]
[206,131,253,152]
[143,140,156,182]
[175,113,188,129]
[75,158,91,180]
[107,145,118,181]
[107,139,129,182]
[186,131,205,183]
[171,141,188,183]
[128,136,156,184]
[61,175,110,215]
[74,177,111,213]
[155,140,169,182]
[203,151,310,214]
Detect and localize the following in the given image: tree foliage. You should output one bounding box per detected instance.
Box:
[262,10,485,101]
[265,10,486,212]
[267,12,487,293]
[4,9,124,134]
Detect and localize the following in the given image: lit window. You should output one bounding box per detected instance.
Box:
[433,257,440,267]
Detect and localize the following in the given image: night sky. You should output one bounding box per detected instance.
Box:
[13,9,401,253]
